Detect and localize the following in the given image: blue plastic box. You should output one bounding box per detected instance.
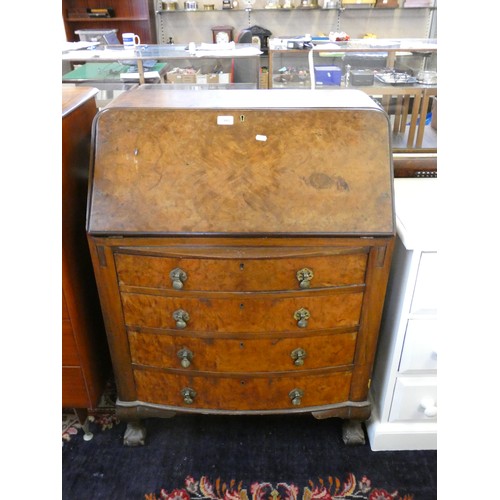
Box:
[314,65,342,85]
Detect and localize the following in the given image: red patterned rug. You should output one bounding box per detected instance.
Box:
[145,474,413,500]
[62,411,120,442]
[62,378,119,442]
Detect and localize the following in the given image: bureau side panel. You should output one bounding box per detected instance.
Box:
[350,239,395,401]
[87,238,137,401]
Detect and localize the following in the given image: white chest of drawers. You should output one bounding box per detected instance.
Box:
[366,178,437,451]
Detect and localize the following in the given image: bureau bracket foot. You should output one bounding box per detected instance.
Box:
[123,420,147,446]
[342,419,365,446]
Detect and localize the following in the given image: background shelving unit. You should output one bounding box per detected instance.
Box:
[154,0,436,44]
[62,0,157,43]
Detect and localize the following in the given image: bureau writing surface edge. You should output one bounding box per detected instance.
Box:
[86,87,395,446]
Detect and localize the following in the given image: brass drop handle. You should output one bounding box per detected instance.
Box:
[289,388,304,406]
[181,387,196,405]
[170,268,187,290]
[296,267,314,289]
[291,347,307,366]
[177,348,193,368]
[293,308,310,328]
[173,309,190,329]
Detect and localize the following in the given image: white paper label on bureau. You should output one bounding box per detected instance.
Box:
[217,116,234,125]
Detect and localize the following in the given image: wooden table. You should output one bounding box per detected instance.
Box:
[62,61,169,84]
[357,84,437,149]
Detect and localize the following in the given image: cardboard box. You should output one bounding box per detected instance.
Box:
[375,0,399,7]
[404,0,435,6]
[342,0,375,5]
[167,69,198,84]
[206,73,230,84]
[169,69,229,85]
[196,74,208,84]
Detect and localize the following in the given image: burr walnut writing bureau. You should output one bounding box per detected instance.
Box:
[86,86,395,445]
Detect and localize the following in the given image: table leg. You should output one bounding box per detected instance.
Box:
[415,89,432,148]
[137,59,145,85]
[407,91,422,148]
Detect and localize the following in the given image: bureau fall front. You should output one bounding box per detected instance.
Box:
[86,87,395,445]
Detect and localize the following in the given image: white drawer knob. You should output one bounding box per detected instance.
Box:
[420,397,437,417]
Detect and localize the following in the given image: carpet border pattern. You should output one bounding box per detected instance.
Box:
[145,474,414,500]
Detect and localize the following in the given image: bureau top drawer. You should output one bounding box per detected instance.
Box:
[115,247,368,292]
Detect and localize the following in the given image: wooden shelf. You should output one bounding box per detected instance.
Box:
[65,17,151,21]
[155,5,435,13]
[65,17,149,23]
[62,0,157,43]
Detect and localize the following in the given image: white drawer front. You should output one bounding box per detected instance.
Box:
[389,376,437,422]
[399,319,437,373]
[410,252,437,315]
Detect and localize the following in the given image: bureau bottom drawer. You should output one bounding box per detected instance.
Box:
[133,369,352,411]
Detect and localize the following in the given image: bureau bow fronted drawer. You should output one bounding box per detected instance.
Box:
[86,87,395,446]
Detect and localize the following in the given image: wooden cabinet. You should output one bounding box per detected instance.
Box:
[62,86,111,420]
[86,87,395,445]
[62,0,157,44]
[366,178,437,450]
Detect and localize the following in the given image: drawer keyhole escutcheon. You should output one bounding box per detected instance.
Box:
[291,347,307,366]
[294,308,310,328]
[181,387,196,404]
[289,388,304,406]
[296,268,314,289]
[170,268,187,290]
[177,347,193,368]
[173,309,190,329]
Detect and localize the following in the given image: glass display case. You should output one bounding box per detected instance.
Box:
[62,43,262,88]
[268,38,437,151]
